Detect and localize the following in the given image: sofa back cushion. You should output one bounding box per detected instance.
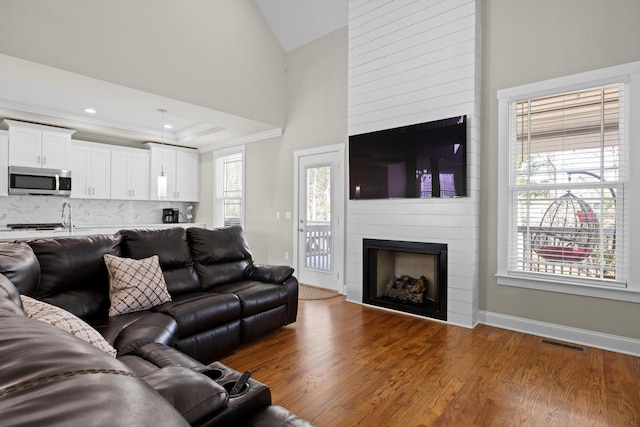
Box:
[0,301,190,427]
[187,226,253,289]
[118,228,201,296]
[0,241,40,297]
[27,234,121,320]
[0,274,25,314]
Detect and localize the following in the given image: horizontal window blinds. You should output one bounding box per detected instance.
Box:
[508,85,626,285]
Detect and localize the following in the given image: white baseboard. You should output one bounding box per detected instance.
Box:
[479,310,640,357]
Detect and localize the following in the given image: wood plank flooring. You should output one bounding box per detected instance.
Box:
[219,297,640,426]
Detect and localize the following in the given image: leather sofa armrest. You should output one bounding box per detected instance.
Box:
[134,342,208,370]
[142,366,228,425]
[245,264,294,284]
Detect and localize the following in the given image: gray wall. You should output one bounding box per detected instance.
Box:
[0,0,286,126]
[244,27,348,264]
[480,0,640,338]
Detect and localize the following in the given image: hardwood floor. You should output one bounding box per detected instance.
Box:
[219,297,640,426]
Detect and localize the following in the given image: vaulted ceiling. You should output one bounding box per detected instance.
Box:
[0,1,347,151]
[254,0,347,52]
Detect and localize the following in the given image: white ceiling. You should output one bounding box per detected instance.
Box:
[254,0,348,52]
[0,1,347,151]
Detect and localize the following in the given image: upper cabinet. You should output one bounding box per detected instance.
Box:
[146,143,200,202]
[70,141,111,199]
[0,131,8,196]
[1,120,199,203]
[110,147,150,201]
[2,120,75,169]
[175,150,200,202]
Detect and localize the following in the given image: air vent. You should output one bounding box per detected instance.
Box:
[540,339,585,352]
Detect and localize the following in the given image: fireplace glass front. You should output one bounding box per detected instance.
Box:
[363,239,447,320]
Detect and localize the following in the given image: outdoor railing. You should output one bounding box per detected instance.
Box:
[306,221,331,270]
[516,226,616,279]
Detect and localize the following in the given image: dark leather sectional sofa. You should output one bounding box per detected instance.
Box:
[0,226,312,426]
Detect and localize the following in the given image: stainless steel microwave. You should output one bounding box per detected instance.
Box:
[9,166,72,196]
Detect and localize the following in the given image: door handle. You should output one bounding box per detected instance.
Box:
[299,228,304,232]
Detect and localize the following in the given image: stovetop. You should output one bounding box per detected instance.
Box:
[7,223,66,231]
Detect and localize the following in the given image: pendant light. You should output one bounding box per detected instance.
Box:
[157,108,168,199]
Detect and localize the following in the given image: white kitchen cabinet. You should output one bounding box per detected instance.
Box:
[146,143,200,202]
[0,132,8,196]
[110,147,150,200]
[70,141,111,199]
[2,120,75,169]
[175,150,200,202]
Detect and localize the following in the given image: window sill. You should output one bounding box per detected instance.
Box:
[496,273,640,303]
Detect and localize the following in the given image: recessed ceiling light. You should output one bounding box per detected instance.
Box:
[163,124,173,129]
[84,108,97,114]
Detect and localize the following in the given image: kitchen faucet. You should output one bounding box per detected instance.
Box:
[61,201,73,234]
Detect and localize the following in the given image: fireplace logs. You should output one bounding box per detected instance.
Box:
[363,239,447,321]
[383,275,434,304]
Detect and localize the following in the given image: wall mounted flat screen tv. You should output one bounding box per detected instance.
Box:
[349,115,467,200]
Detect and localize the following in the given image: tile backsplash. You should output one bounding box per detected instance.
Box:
[0,195,198,227]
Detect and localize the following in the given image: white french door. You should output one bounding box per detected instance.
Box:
[293,145,344,293]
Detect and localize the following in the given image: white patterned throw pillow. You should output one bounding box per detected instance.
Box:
[20,295,117,357]
[104,254,172,317]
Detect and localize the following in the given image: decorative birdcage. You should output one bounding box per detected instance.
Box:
[532,191,600,263]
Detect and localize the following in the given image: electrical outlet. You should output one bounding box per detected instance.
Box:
[276,211,280,219]
[285,211,291,219]
[285,252,289,260]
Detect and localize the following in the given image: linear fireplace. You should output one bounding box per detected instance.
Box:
[362,239,447,321]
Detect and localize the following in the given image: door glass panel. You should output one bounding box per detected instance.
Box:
[306,165,331,270]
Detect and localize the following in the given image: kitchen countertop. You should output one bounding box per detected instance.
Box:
[0,223,206,240]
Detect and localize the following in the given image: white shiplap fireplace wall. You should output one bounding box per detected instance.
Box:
[346,0,481,327]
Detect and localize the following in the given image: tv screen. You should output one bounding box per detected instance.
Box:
[349,115,467,200]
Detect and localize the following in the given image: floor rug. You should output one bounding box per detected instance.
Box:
[299,284,340,300]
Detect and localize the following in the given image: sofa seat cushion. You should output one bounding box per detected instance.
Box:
[91,311,178,356]
[20,295,117,357]
[154,292,242,338]
[212,281,289,317]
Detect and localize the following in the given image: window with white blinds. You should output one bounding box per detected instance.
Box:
[496,61,640,301]
[214,147,244,228]
[508,85,627,287]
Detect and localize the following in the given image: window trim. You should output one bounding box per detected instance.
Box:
[496,61,640,303]
[213,145,245,228]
